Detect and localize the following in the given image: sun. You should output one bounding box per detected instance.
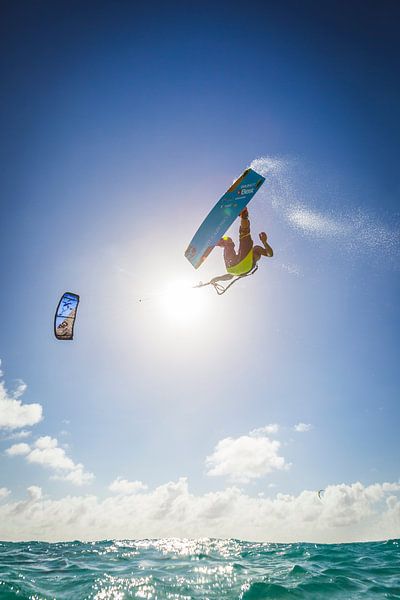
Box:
[159,280,207,325]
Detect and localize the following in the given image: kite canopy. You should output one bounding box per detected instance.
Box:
[185,167,265,269]
[54,292,80,340]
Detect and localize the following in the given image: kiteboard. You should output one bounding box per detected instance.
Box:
[185,168,265,269]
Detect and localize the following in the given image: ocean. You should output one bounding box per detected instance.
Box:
[0,538,399,599]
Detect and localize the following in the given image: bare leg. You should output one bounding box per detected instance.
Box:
[237,214,253,261]
[239,215,251,238]
[210,273,234,284]
[216,237,238,267]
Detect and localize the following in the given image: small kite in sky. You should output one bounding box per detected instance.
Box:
[54,292,80,340]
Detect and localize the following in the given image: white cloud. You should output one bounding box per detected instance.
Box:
[0,363,42,430]
[109,477,148,495]
[27,436,76,470]
[10,485,43,518]
[0,487,10,500]
[6,443,31,456]
[294,423,312,433]
[206,428,288,483]
[27,485,42,501]
[6,436,94,486]
[4,430,32,441]
[13,380,27,399]
[0,479,399,543]
[59,466,94,486]
[250,424,279,436]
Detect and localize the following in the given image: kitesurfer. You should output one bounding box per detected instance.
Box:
[215,208,273,278]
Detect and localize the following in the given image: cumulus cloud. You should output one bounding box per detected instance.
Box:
[294,423,312,433]
[3,430,32,441]
[0,362,42,430]
[10,486,43,517]
[27,485,42,501]
[0,479,399,543]
[6,443,31,456]
[13,380,28,399]
[6,436,94,486]
[250,424,279,436]
[0,487,10,500]
[206,427,288,483]
[109,478,148,495]
[60,466,94,486]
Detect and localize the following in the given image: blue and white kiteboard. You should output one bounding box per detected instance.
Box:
[185,168,265,269]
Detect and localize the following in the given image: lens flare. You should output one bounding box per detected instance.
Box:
[159,281,206,325]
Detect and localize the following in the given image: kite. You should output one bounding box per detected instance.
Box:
[54,292,80,340]
[185,167,265,270]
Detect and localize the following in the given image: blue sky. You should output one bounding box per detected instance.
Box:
[0,0,399,542]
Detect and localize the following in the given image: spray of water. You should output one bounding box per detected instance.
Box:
[249,156,400,260]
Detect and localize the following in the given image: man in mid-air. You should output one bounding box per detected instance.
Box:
[212,207,273,283]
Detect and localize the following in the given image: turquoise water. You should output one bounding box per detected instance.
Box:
[0,538,399,599]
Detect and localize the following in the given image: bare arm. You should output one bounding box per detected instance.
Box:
[254,245,273,259]
[262,242,274,257]
[256,232,273,257]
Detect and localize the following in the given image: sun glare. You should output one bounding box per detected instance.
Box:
[159,280,207,325]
